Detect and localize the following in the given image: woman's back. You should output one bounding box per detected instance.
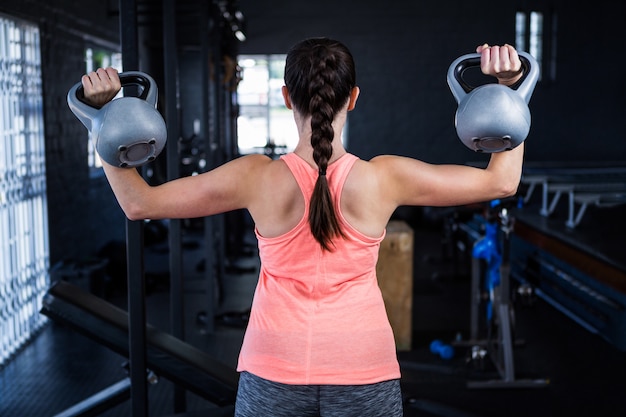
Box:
[238,151,400,385]
[248,153,392,242]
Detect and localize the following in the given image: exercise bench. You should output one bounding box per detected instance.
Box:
[40,280,239,416]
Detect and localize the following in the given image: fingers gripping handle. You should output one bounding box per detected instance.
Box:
[447,52,539,153]
[67,71,159,132]
[66,71,166,168]
[447,51,539,104]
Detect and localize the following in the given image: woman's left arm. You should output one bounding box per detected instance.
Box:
[82,67,268,220]
[101,153,268,220]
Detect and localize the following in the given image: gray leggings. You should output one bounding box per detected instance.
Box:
[235,371,403,417]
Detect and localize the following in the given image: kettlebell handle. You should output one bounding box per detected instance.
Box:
[447,51,539,105]
[67,71,159,132]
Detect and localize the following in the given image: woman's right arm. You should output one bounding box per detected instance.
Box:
[373,44,527,209]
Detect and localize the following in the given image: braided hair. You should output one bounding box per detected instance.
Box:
[284,38,356,251]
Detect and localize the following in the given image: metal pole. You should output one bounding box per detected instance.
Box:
[210,2,227,298]
[120,0,148,414]
[201,0,216,334]
[162,0,185,412]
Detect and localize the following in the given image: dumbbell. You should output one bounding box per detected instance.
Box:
[430,339,455,360]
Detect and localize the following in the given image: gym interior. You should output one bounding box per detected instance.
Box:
[1,1,625,416]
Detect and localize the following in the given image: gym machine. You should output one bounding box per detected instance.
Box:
[454,200,549,389]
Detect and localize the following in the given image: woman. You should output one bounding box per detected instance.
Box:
[82,38,525,416]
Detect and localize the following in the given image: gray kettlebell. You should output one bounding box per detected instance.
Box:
[67,71,167,168]
[447,51,539,152]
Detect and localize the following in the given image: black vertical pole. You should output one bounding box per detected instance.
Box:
[224,79,234,161]
[210,2,227,296]
[119,0,148,415]
[201,0,216,334]
[162,0,185,412]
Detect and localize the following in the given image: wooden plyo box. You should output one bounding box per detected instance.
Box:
[377,220,414,351]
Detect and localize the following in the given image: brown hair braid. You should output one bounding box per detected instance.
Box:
[284,38,356,251]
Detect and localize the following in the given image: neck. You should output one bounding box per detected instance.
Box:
[292,110,348,166]
[293,141,347,166]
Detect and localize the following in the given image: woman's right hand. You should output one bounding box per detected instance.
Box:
[476,44,523,87]
[81,67,121,107]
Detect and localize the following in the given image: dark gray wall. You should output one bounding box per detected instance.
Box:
[238,0,626,165]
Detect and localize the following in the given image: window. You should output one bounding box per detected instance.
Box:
[0,14,48,367]
[236,54,296,156]
[516,11,545,80]
[236,54,349,156]
[84,47,122,173]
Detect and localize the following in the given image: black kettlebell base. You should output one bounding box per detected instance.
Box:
[472,136,513,153]
[117,139,159,168]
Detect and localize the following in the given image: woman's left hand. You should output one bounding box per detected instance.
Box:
[81,67,121,107]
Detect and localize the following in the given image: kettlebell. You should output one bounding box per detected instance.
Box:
[67,71,167,168]
[447,51,539,153]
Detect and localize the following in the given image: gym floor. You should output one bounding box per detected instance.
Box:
[1,210,626,417]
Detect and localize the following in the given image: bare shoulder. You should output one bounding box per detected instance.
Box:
[353,154,435,207]
[220,153,275,186]
[342,156,400,235]
[345,155,402,190]
[367,154,435,185]
[232,153,298,198]
[229,153,273,172]
[244,154,293,184]
[368,154,425,171]
[242,154,303,237]
[205,153,275,200]
[352,155,412,186]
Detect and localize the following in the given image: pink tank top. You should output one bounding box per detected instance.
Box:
[236,152,401,385]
